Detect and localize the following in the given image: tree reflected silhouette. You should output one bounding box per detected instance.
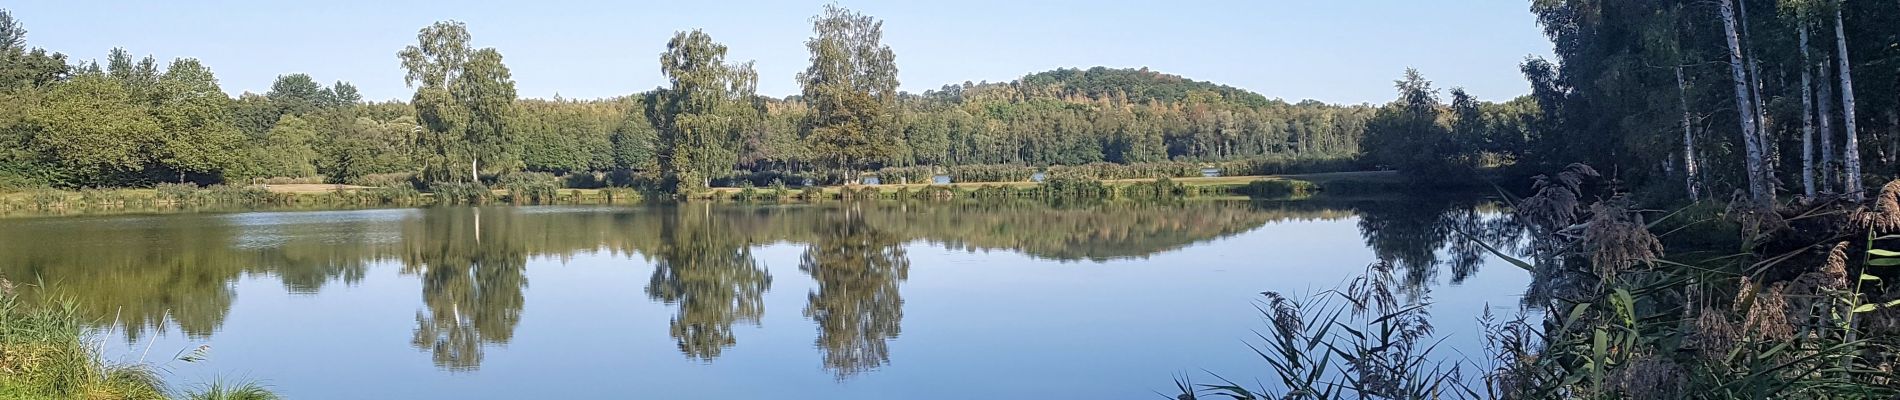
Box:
[645,204,772,360]
[402,207,528,371]
[801,204,910,378]
[0,198,1530,374]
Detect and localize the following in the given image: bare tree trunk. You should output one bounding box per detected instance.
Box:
[1818,46,1837,193]
[1740,0,1776,195]
[1800,21,1817,197]
[1834,3,1863,199]
[471,159,480,183]
[1720,0,1771,205]
[1679,66,1701,201]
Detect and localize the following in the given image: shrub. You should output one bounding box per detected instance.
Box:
[428,181,491,205]
[561,172,607,189]
[1116,176,1186,200]
[28,190,65,210]
[155,182,200,203]
[499,172,561,204]
[798,186,827,201]
[876,166,935,185]
[205,185,286,205]
[1034,177,1111,199]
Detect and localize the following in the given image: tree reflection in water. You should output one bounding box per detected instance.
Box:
[403,207,528,371]
[645,203,772,360]
[801,203,910,378]
[0,197,1530,374]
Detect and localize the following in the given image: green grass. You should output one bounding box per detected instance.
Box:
[0,290,168,400]
[183,380,280,400]
[0,279,280,400]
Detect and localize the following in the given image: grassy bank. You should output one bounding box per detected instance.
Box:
[0,279,278,400]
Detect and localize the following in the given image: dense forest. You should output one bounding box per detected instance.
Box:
[1510,0,1900,204]
[0,6,1494,194]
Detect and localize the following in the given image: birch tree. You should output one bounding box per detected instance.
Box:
[1719,0,1772,205]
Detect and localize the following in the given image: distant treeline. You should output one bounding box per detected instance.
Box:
[0,7,1547,194]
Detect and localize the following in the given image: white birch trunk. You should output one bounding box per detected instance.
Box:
[1818,46,1836,193]
[1678,66,1701,201]
[1800,21,1817,197]
[1720,0,1771,205]
[1834,3,1863,199]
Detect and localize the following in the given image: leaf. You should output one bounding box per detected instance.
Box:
[1854,304,1877,313]
[1862,274,1883,282]
[1868,249,1900,257]
[1868,258,1900,267]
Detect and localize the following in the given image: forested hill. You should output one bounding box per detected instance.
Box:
[1003,67,1278,107]
[896,67,1372,167]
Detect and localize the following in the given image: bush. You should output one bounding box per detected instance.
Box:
[876,166,935,185]
[205,185,286,205]
[155,182,200,203]
[1034,177,1111,199]
[428,181,491,205]
[798,186,828,201]
[1116,176,1186,200]
[561,172,607,189]
[499,172,561,204]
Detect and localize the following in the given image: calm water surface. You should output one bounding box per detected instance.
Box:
[0,198,1529,399]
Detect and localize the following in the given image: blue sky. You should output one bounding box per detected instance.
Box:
[5,0,1553,104]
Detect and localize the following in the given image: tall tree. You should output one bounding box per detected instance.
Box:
[454,48,518,182]
[151,58,243,182]
[1719,0,1772,205]
[267,73,328,117]
[1798,18,1817,197]
[651,30,757,192]
[0,9,67,89]
[399,21,515,183]
[1816,42,1836,193]
[1829,0,1863,199]
[24,74,159,186]
[1677,66,1700,201]
[800,4,901,179]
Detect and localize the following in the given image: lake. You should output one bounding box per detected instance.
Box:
[0,197,1530,399]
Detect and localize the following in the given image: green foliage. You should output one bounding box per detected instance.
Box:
[948,164,1037,183]
[23,74,159,186]
[1361,69,1486,183]
[651,30,757,194]
[427,181,490,205]
[1236,179,1318,199]
[1032,177,1110,199]
[246,115,321,180]
[800,4,902,175]
[185,380,282,400]
[0,284,167,399]
[499,171,559,204]
[400,20,518,183]
[1116,176,1186,200]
